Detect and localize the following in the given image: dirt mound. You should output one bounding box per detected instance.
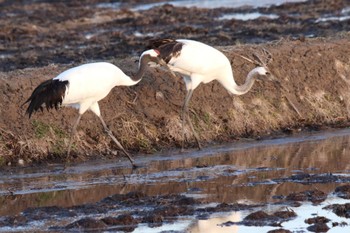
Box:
[1,36,349,166]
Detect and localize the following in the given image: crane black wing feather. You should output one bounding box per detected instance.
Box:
[147,38,183,63]
[24,79,69,118]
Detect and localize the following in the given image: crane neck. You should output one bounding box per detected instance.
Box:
[220,66,264,96]
[233,68,260,95]
[131,56,147,82]
[130,53,160,84]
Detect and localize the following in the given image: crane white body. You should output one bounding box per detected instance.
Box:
[24,56,157,167]
[164,39,243,95]
[56,62,139,115]
[144,38,269,150]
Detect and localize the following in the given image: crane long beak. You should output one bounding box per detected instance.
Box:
[268,75,277,82]
[263,67,277,82]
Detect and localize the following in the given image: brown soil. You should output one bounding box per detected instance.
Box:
[0,0,350,166]
[267,230,292,233]
[236,209,297,227]
[307,223,330,232]
[286,189,328,204]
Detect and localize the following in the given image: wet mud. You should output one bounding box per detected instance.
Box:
[1,0,350,166]
[2,129,350,232]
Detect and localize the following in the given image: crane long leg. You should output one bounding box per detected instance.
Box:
[181,89,201,151]
[181,90,192,151]
[98,116,136,168]
[186,113,202,150]
[67,114,82,158]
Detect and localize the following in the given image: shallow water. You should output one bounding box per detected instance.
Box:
[1,129,350,231]
[97,0,307,11]
[218,12,279,20]
[131,0,307,10]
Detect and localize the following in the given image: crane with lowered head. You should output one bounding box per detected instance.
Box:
[141,38,271,151]
[23,54,160,167]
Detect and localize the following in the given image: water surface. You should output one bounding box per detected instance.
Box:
[1,129,350,232]
[132,0,307,10]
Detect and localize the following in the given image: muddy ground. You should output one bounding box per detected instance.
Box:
[2,130,350,232]
[0,0,350,166]
[0,0,350,231]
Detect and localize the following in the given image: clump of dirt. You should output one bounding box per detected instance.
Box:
[64,215,137,232]
[0,191,261,231]
[101,215,137,232]
[267,229,292,233]
[305,216,331,232]
[307,223,330,232]
[334,184,350,199]
[65,218,108,232]
[220,209,296,227]
[324,203,350,218]
[332,221,348,227]
[286,189,328,204]
[305,216,331,224]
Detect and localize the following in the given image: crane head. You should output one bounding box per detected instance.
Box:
[255,66,269,76]
[139,49,161,68]
[140,49,178,78]
[252,66,276,82]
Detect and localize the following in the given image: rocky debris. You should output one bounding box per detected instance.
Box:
[324,203,350,218]
[334,185,350,199]
[220,209,296,227]
[286,189,327,204]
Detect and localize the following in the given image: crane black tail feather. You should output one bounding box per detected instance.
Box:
[23,79,69,118]
[147,38,183,63]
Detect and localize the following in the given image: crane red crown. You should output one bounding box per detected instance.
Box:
[154,49,160,55]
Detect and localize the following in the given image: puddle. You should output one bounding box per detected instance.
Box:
[316,7,350,22]
[2,128,350,232]
[218,12,279,21]
[96,0,307,11]
[0,53,14,59]
[187,196,350,233]
[132,0,307,10]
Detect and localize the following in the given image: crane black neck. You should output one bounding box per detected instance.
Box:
[131,54,153,81]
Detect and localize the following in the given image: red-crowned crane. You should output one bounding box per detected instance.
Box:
[142,39,270,151]
[23,54,159,168]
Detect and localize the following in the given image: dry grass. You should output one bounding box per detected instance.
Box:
[2,37,350,166]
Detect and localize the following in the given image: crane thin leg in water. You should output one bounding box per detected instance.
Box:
[66,114,82,157]
[65,114,135,165]
[97,115,135,164]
